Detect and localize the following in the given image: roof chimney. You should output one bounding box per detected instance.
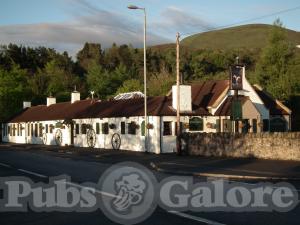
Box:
[172,85,192,112]
[71,91,80,103]
[23,101,31,109]
[47,96,56,106]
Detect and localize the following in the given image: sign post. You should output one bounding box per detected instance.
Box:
[229,60,244,132]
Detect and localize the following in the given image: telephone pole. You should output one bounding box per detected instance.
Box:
[176,32,181,155]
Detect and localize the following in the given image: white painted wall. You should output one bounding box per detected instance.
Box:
[0,116,161,154]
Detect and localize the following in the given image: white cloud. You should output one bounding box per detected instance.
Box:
[151,6,215,36]
[0,0,170,57]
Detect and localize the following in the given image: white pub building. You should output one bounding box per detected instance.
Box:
[1,65,291,153]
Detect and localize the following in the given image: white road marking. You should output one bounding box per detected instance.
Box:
[0,162,12,168]
[168,211,226,225]
[17,169,48,178]
[66,181,224,224]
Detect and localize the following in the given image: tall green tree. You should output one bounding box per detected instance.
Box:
[86,60,112,99]
[77,43,103,73]
[255,19,296,100]
[0,65,30,121]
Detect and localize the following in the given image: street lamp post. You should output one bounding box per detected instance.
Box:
[128,5,148,152]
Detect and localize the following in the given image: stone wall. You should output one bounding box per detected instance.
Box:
[181,132,300,161]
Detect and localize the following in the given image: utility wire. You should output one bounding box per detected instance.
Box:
[181,5,300,37]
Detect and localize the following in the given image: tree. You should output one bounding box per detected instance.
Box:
[0,64,30,121]
[255,19,296,101]
[77,43,103,73]
[148,70,175,96]
[86,60,113,99]
[116,79,143,94]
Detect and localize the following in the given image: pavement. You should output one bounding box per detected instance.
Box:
[1,143,300,180]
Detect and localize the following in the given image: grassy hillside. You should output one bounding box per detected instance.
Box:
[181,24,300,51]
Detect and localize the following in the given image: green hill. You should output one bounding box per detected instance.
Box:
[181,24,300,50]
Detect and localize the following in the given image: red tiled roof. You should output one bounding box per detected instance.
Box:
[7,80,289,123]
[191,80,229,108]
[8,97,180,123]
[253,86,290,115]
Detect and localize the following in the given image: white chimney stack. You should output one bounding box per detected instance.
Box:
[47,96,56,106]
[71,91,80,103]
[23,101,31,109]
[172,85,192,112]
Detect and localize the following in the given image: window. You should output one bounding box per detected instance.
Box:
[8,125,11,136]
[3,124,6,136]
[34,124,38,137]
[81,124,87,134]
[128,122,137,135]
[45,124,49,133]
[102,123,109,134]
[96,123,100,134]
[121,122,126,135]
[49,125,54,134]
[141,121,145,136]
[12,124,16,136]
[39,123,43,137]
[216,119,221,132]
[263,119,269,132]
[252,119,257,133]
[270,118,286,132]
[189,117,203,131]
[17,124,20,136]
[223,119,233,132]
[27,124,30,136]
[163,121,172,136]
[75,124,80,135]
[31,124,33,136]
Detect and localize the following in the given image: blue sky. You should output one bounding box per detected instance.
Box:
[0,0,299,55]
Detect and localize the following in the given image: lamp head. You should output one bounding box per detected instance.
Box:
[127,5,139,9]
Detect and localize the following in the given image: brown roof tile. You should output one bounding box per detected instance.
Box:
[253,86,290,115]
[8,97,179,123]
[191,80,229,108]
[9,80,288,123]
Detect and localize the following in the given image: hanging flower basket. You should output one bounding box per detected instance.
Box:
[146,123,153,129]
[183,123,189,129]
[55,122,63,128]
[206,122,213,128]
